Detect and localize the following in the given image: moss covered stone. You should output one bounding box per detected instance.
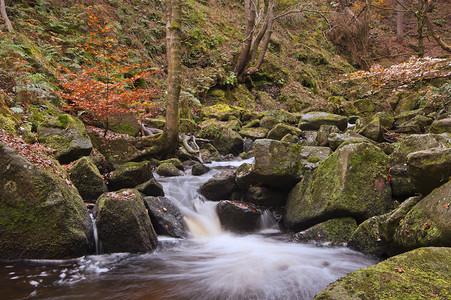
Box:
[0,143,93,259]
[156,162,182,177]
[284,142,392,231]
[393,181,451,249]
[108,161,154,190]
[298,111,347,131]
[37,114,92,164]
[293,217,357,245]
[267,123,302,140]
[95,189,157,253]
[70,156,107,202]
[239,127,269,140]
[199,119,244,155]
[429,118,451,134]
[315,247,451,299]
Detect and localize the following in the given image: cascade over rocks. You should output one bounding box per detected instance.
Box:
[108,161,154,190]
[315,247,451,299]
[143,196,186,238]
[0,143,93,259]
[94,189,158,253]
[37,114,92,164]
[284,142,392,231]
[236,139,332,190]
[217,200,262,232]
[70,156,107,202]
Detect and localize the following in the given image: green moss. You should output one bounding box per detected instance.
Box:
[307,157,320,163]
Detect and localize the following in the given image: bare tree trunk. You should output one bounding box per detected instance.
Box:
[235,0,256,82]
[164,0,181,155]
[416,0,429,57]
[396,1,404,43]
[1,0,13,32]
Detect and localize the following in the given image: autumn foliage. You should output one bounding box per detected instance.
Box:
[58,11,158,135]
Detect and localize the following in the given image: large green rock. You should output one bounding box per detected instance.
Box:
[348,196,421,257]
[267,123,302,140]
[0,143,93,259]
[108,161,154,190]
[236,139,332,189]
[429,118,451,134]
[239,127,269,140]
[70,156,107,202]
[315,247,451,299]
[406,147,451,195]
[285,142,392,231]
[292,217,357,245]
[199,119,244,155]
[95,189,158,253]
[201,104,241,121]
[393,180,451,249]
[37,114,92,164]
[298,111,347,131]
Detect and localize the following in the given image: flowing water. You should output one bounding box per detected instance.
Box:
[0,159,378,300]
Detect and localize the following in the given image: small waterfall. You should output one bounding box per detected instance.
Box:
[259,210,281,231]
[89,213,102,255]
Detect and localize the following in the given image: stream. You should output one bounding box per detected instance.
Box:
[0,159,378,300]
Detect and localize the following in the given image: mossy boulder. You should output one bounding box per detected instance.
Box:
[108,161,154,190]
[70,156,107,202]
[267,123,303,140]
[155,162,183,177]
[237,139,332,190]
[37,114,92,164]
[191,163,211,176]
[217,200,263,233]
[257,91,276,110]
[199,119,244,155]
[393,181,451,249]
[315,125,340,147]
[398,115,433,133]
[108,114,141,136]
[94,189,158,253]
[429,118,451,134]
[239,127,269,140]
[284,142,392,231]
[143,196,186,238]
[315,247,451,299]
[353,98,374,113]
[88,131,140,164]
[327,131,373,150]
[406,147,451,195]
[357,117,384,142]
[298,112,347,131]
[260,115,281,130]
[202,104,241,121]
[0,143,93,259]
[348,196,421,257]
[292,217,357,245]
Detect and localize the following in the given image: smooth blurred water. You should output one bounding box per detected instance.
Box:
[0,158,378,300]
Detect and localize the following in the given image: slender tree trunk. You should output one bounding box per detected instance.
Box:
[235,0,256,82]
[164,0,181,155]
[425,15,451,53]
[416,0,429,57]
[396,1,404,43]
[0,0,12,32]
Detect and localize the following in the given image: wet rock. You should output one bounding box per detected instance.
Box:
[108,161,154,190]
[284,142,392,231]
[315,247,451,299]
[236,139,331,190]
[0,143,93,259]
[70,156,107,202]
[348,196,421,257]
[292,217,357,245]
[406,147,451,195]
[155,162,183,177]
[298,111,347,131]
[200,143,222,161]
[37,114,92,164]
[143,196,186,238]
[389,166,417,198]
[267,123,302,140]
[393,181,451,249]
[199,170,237,200]
[136,178,164,197]
[429,117,451,134]
[95,189,158,253]
[217,200,262,232]
[160,158,184,171]
[191,163,211,176]
[243,186,286,208]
